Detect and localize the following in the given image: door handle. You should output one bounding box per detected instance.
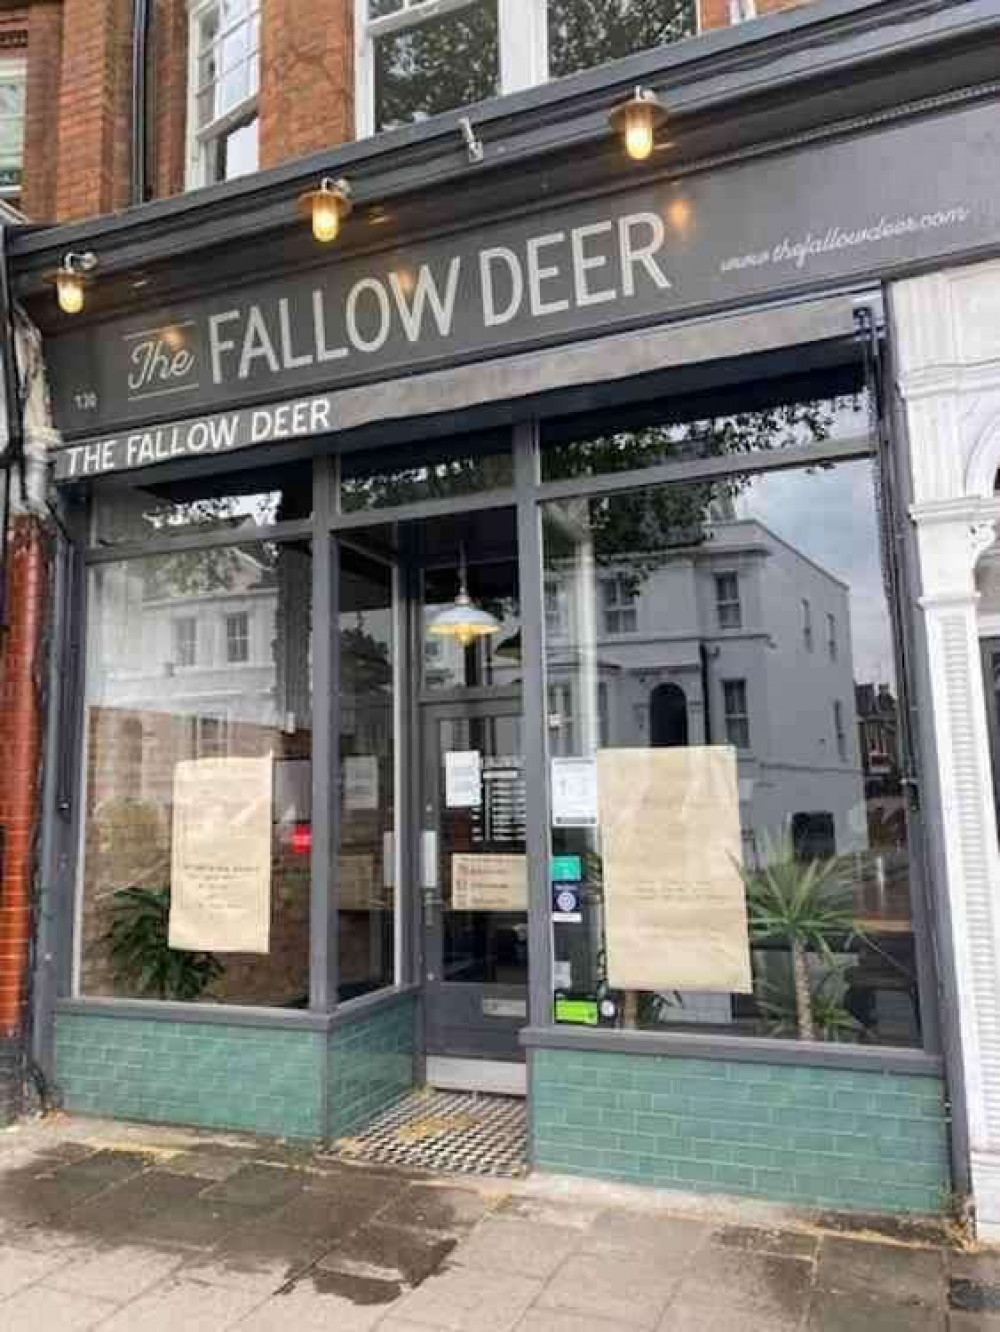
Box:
[421,830,438,890]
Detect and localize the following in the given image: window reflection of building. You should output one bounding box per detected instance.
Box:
[545,516,866,863]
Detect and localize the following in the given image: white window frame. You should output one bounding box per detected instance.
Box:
[714,571,742,630]
[600,573,638,636]
[358,0,712,138]
[186,0,261,189]
[834,700,847,761]
[225,609,250,664]
[0,58,26,200]
[722,677,750,751]
[173,615,198,669]
[355,0,548,139]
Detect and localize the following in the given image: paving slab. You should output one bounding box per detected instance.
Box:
[377,1182,496,1234]
[661,1303,801,1332]
[201,1163,306,1211]
[0,1243,74,1299]
[450,1216,579,1278]
[317,1218,457,1287]
[805,1297,946,1330]
[236,1280,391,1331]
[516,1311,639,1332]
[670,1246,814,1322]
[392,1264,542,1331]
[45,1243,184,1303]
[94,1275,266,1331]
[714,1223,820,1261]
[0,1283,117,1331]
[815,1236,946,1308]
[580,1208,713,1266]
[537,1253,680,1329]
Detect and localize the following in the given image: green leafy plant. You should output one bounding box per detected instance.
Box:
[739,836,860,1041]
[106,885,224,1001]
[756,968,864,1043]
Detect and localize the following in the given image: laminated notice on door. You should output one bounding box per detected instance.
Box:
[169,756,272,954]
[598,747,752,993]
[445,751,482,808]
[452,853,527,911]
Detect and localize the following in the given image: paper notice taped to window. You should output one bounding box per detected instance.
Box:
[452,853,528,911]
[169,756,272,954]
[597,747,752,993]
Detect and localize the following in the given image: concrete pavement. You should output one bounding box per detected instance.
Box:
[0,1115,995,1330]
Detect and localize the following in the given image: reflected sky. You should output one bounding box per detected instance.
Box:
[735,458,893,687]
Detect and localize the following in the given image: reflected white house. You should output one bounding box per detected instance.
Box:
[541,515,867,864]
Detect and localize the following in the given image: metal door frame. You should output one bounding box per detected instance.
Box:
[419,690,528,1064]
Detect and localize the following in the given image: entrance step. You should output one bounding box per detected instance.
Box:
[334,1088,528,1178]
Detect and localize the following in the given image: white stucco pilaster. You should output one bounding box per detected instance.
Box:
[892,260,1000,1238]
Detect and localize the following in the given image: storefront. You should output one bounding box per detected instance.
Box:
[10,0,1000,1226]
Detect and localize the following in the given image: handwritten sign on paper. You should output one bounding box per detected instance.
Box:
[597,747,751,993]
[452,853,528,912]
[169,756,272,954]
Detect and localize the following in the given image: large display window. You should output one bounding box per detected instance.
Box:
[541,392,923,1046]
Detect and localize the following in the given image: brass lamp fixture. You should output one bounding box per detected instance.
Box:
[47,251,98,315]
[609,86,668,162]
[299,176,353,243]
[428,547,501,650]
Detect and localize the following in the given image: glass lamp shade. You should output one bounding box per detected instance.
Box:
[56,269,86,314]
[609,88,668,163]
[427,589,501,649]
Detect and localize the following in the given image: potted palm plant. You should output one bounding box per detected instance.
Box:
[739,837,862,1041]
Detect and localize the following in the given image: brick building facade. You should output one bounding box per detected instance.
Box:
[0,0,806,1127]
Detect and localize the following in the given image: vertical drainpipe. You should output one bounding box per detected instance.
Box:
[132,0,151,206]
[0,219,36,1117]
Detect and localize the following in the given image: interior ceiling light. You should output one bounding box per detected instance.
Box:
[299,176,353,243]
[428,546,501,649]
[609,86,668,162]
[46,251,98,315]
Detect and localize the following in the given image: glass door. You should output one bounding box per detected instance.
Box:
[421,696,527,1061]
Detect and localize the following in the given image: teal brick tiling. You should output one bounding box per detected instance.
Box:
[55,1013,324,1139]
[531,1048,951,1214]
[328,995,417,1138]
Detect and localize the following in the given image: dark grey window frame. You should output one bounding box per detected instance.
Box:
[51,316,944,1078]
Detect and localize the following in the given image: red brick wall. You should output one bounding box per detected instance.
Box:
[21,2,61,221]
[700,0,806,30]
[148,0,188,200]
[259,0,355,171]
[54,0,134,220]
[0,518,49,1038]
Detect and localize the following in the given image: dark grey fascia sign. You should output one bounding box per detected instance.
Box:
[48,97,1000,467]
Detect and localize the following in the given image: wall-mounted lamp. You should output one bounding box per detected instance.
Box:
[299,176,353,243]
[46,251,98,315]
[609,86,668,162]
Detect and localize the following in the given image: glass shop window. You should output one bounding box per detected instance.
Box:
[78,538,313,1008]
[188,0,261,186]
[540,376,871,483]
[0,59,26,203]
[543,456,923,1047]
[339,432,513,514]
[338,547,398,1000]
[94,463,313,546]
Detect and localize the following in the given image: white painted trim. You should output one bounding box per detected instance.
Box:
[426,1055,527,1096]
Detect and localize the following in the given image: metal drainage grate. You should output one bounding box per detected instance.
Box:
[335,1088,528,1178]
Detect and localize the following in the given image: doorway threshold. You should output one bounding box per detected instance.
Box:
[335,1087,528,1178]
[426,1057,526,1098]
